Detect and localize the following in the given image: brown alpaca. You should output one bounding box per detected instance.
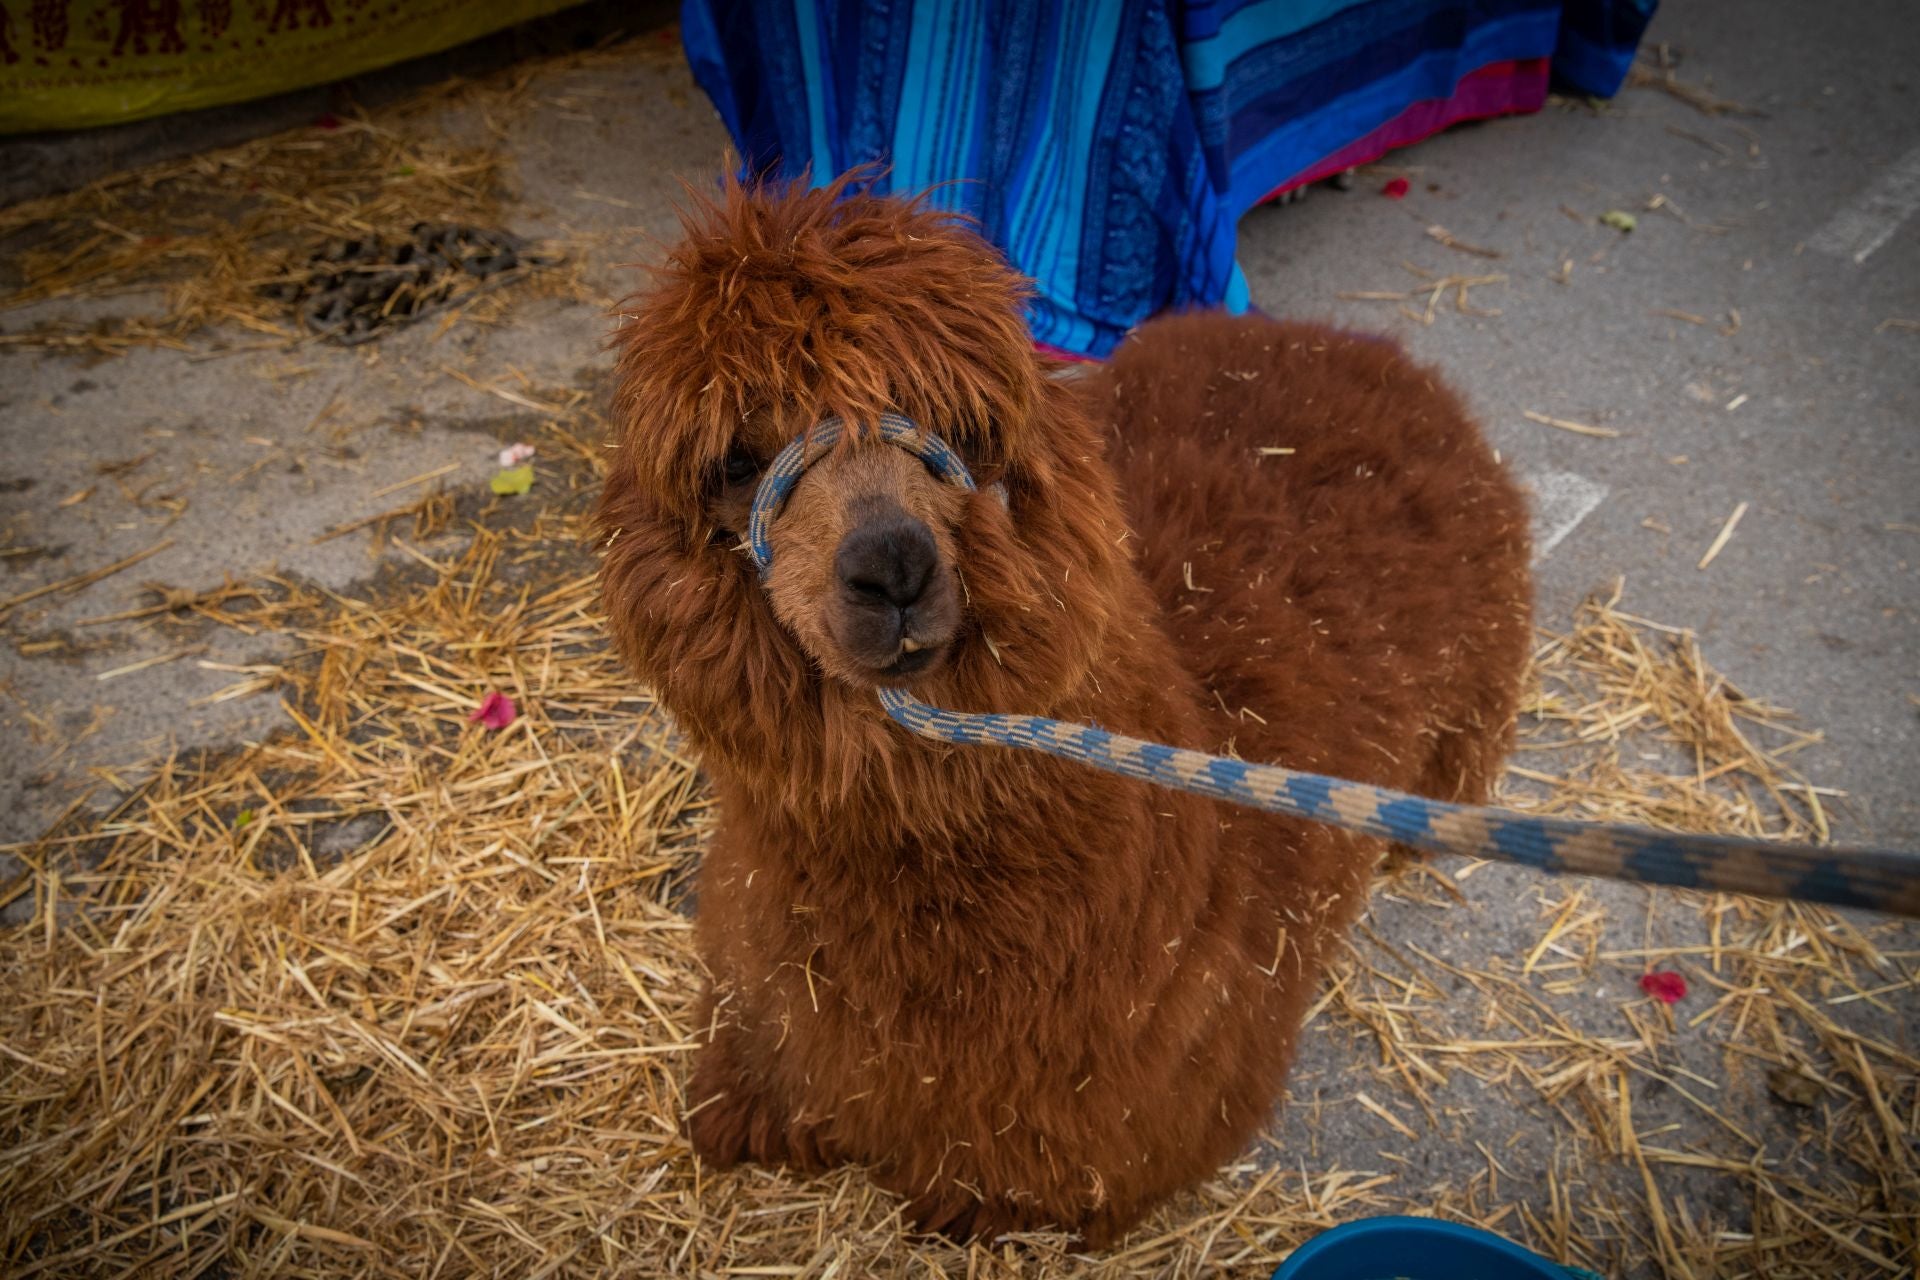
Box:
[597,176,1532,1245]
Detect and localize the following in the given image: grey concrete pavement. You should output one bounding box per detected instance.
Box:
[0,39,712,858]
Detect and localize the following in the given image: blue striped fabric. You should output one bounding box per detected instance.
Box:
[679,0,1655,357]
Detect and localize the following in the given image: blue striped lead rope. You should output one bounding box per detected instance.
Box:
[876,688,1920,918]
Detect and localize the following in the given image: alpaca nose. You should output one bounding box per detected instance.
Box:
[836,513,937,609]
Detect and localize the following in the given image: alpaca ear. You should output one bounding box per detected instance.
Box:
[608,302,744,516]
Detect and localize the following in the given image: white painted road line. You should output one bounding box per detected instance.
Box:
[1527,470,1609,562]
[1807,144,1920,264]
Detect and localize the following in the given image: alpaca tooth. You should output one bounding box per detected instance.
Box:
[900,637,924,654]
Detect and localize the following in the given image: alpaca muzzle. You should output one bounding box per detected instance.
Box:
[829,502,959,677]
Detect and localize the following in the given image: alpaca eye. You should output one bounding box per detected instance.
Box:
[723,448,760,488]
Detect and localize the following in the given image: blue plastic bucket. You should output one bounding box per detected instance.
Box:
[1271,1216,1592,1280]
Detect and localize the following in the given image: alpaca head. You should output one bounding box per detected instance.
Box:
[599,175,1129,782]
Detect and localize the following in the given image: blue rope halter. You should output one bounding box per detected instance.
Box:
[747,417,1920,919]
[747,413,973,576]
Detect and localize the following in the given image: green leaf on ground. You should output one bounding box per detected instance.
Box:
[490,465,535,496]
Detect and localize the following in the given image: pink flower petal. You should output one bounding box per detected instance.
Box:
[498,442,536,468]
[1382,177,1410,199]
[468,691,517,730]
[1639,970,1687,1004]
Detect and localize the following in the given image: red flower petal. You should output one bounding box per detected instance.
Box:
[468,691,517,730]
[1639,971,1687,1004]
[315,112,342,131]
[1382,177,1410,199]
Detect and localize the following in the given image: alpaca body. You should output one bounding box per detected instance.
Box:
[686,589,1312,1242]
[597,182,1530,1244]
[1101,314,1533,811]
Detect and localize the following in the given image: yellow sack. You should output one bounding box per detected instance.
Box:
[1,0,583,134]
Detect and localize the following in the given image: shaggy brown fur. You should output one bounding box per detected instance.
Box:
[597,175,1532,1246]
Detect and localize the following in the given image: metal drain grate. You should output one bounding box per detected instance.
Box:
[262,223,550,344]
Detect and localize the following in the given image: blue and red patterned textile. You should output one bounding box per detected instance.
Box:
[680,0,1656,357]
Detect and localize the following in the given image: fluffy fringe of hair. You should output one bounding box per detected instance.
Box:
[610,169,1053,524]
